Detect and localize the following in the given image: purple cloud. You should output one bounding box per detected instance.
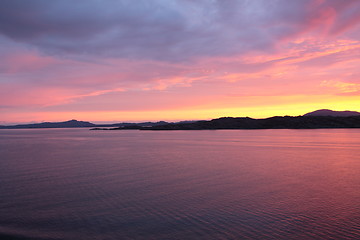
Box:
[3,0,358,62]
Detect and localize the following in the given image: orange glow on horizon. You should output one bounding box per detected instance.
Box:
[2,94,360,124]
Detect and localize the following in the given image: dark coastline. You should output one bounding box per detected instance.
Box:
[92,116,360,131]
[2,110,360,131]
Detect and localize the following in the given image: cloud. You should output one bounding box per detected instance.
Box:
[1,0,358,62]
[321,80,360,94]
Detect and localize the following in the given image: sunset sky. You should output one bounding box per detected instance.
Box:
[1,0,360,124]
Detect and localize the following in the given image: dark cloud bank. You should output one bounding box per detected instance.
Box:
[0,0,358,62]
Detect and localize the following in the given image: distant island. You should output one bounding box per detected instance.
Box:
[0,120,96,129]
[97,109,360,130]
[0,119,187,129]
[1,109,360,130]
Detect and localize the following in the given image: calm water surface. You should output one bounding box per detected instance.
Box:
[0,129,359,239]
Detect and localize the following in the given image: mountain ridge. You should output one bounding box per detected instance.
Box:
[304,109,360,117]
[0,120,178,129]
[0,120,96,129]
[1,109,360,129]
[137,115,360,130]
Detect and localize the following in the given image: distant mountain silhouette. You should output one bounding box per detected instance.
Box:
[96,121,169,128]
[0,120,96,129]
[304,109,360,117]
[0,120,174,129]
[89,109,360,130]
[138,115,360,130]
[2,109,360,130]
[91,121,198,130]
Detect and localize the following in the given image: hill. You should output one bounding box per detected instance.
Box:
[0,120,173,129]
[0,120,96,129]
[304,109,360,117]
[2,109,360,130]
[135,116,360,130]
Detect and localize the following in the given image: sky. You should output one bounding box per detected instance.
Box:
[1,0,360,124]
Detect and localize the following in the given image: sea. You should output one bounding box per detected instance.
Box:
[0,128,359,240]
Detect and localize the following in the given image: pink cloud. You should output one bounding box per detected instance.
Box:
[1,51,58,73]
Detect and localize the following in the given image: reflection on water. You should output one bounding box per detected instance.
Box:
[0,129,359,239]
